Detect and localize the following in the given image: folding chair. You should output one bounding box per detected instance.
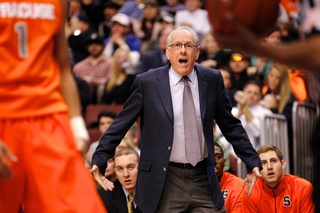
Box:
[261,113,290,174]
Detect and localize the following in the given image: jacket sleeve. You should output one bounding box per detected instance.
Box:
[299,182,315,212]
[240,188,259,213]
[214,70,262,173]
[92,75,143,174]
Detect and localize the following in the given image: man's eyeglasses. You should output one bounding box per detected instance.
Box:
[168,43,198,51]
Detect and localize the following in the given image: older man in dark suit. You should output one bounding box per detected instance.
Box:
[91,27,262,213]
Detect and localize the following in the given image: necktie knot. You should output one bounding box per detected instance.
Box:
[128,193,134,202]
[181,76,190,83]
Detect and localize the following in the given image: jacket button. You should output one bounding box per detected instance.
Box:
[163,167,167,172]
[168,146,171,150]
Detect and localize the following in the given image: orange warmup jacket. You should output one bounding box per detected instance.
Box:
[241,174,315,213]
[220,172,244,213]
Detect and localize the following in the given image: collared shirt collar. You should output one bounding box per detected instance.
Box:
[169,67,197,86]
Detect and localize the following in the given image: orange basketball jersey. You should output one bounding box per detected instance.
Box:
[0,0,68,118]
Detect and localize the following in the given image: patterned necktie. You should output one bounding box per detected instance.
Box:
[127,193,134,213]
[182,76,201,166]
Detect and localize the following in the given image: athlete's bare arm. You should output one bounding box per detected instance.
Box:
[55,0,90,155]
[214,15,320,72]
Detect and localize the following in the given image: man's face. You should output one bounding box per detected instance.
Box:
[104,8,119,21]
[262,94,277,110]
[229,53,249,74]
[111,22,127,35]
[143,4,158,20]
[219,69,232,90]
[114,154,139,193]
[68,0,82,17]
[264,30,281,46]
[99,116,114,134]
[166,29,200,76]
[214,146,225,178]
[166,0,179,7]
[88,43,105,58]
[243,84,261,106]
[185,0,201,12]
[259,150,286,188]
[104,158,115,178]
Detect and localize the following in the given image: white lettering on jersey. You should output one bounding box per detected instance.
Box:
[0,2,55,20]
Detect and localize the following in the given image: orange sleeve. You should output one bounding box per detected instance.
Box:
[262,85,268,95]
[281,0,299,14]
[228,177,244,212]
[240,186,259,213]
[289,71,307,102]
[299,182,315,212]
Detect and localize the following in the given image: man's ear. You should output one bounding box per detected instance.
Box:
[166,48,170,60]
[281,159,287,170]
[195,48,200,60]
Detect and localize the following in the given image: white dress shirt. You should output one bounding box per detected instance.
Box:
[168,67,208,163]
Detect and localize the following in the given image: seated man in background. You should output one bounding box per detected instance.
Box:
[73,33,112,89]
[98,148,142,213]
[214,142,244,213]
[241,145,315,213]
[85,109,117,168]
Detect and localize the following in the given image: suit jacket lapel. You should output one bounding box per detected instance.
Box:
[155,64,174,123]
[114,180,128,213]
[195,64,208,122]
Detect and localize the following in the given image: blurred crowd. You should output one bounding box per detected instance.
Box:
[68,0,309,115]
[66,0,318,212]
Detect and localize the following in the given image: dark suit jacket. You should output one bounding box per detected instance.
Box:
[98,180,142,213]
[92,63,262,213]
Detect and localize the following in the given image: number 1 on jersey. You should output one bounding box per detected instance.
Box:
[14,22,29,59]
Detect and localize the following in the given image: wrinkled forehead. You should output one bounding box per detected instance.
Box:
[115,154,138,165]
[167,29,198,45]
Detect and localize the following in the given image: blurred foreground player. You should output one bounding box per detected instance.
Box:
[0,1,107,212]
